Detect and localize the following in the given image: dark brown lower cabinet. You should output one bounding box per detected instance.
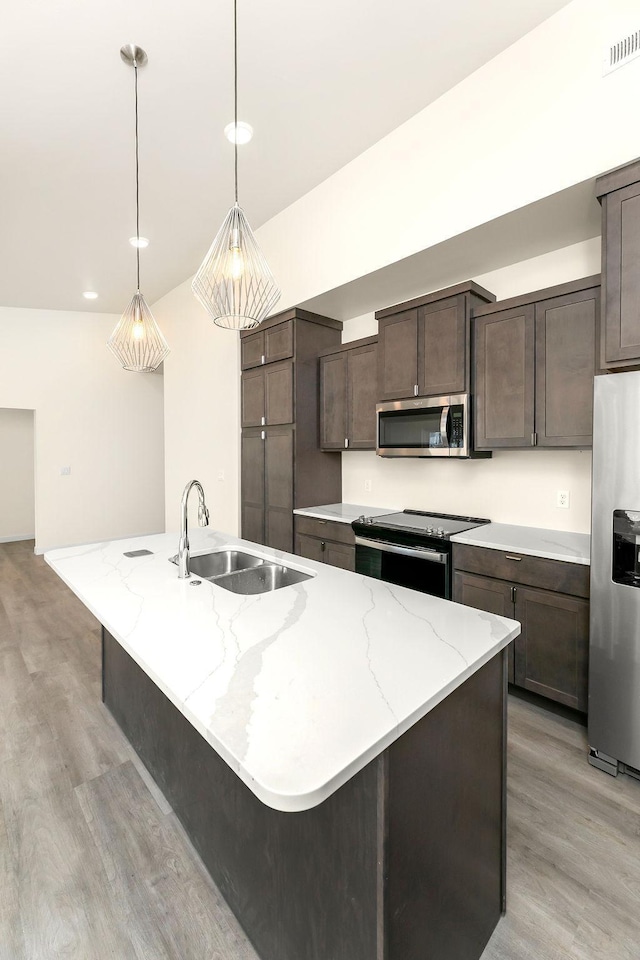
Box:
[453,546,589,713]
[514,585,589,711]
[295,515,356,572]
[453,572,515,684]
[104,628,506,960]
[241,426,293,553]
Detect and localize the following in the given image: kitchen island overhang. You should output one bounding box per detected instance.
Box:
[46,530,520,960]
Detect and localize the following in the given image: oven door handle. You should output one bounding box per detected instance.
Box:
[355,536,448,564]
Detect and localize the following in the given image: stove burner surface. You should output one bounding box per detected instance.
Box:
[355,510,490,539]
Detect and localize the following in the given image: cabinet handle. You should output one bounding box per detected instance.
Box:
[345,438,349,448]
[261,430,266,440]
[505,554,522,561]
[414,384,419,397]
[317,520,327,525]
[261,416,266,426]
[510,585,516,603]
[321,541,326,550]
[531,432,537,446]
[261,354,265,365]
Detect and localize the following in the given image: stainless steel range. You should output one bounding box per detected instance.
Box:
[352,510,490,599]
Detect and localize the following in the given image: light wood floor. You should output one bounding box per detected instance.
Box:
[2,540,640,960]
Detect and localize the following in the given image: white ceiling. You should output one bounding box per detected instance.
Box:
[1,0,573,314]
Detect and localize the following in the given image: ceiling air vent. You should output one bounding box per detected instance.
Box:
[603,27,640,75]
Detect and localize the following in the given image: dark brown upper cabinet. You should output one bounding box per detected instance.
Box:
[241,360,293,427]
[375,282,495,402]
[473,276,600,450]
[241,319,294,370]
[596,158,640,370]
[239,308,343,552]
[320,337,378,450]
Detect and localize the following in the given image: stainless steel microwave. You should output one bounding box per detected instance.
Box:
[376,394,489,458]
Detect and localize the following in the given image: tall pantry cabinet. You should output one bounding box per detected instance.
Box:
[240,308,342,552]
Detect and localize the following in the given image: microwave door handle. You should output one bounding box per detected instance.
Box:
[440,405,450,448]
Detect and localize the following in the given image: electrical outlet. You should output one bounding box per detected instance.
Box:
[557,490,570,509]
[60,466,71,476]
[364,479,372,493]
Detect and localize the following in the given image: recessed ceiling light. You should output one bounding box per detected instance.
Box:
[129,236,149,248]
[83,291,98,300]
[224,121,253,145]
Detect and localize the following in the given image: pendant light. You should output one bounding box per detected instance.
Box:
[108,45,170,372]
[192,0,281,330]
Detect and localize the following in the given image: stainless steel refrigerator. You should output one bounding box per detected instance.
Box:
[589,371,640,777]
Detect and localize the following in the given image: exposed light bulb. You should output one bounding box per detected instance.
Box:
[132,319,145,341]
[129,236,149,248]
[230,245,244,280]
[83,291,98,300]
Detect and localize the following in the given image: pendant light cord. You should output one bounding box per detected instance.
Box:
[134,59,141,292]
[234,0,239,204]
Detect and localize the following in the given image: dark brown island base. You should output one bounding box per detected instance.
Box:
[103,628,507,960]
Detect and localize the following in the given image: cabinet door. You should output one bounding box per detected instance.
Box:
[241,331,264,370]
[418,296,466,396]
[265,426,294,552]
[514,586,589,712]
[241,430,265,544]
[320,353,348,450]
[453,572,515,683]
[324,541,356,572]
[347,343,377,449]
[602,182,640,366]
[264,360,294,425]
[296,533,325,563]
[265,321,294,364]
[474,306,535,449]
[241,367,265,427]
[378,310,418,401]
[535,289,598,447]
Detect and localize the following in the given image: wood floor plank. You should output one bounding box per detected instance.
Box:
[29,660,131,788]
[0,798,23,960]
[9,785,138,960]
[75,760,260,960]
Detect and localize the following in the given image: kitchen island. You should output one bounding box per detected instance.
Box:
[46,529,519,960]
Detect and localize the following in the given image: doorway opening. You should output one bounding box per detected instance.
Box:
[0,408,35,545]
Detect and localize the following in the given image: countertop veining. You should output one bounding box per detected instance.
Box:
[451,523,590,565]
[45,530,518,812]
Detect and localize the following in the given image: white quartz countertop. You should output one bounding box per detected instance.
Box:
[451,523,591,565]
[45,530,519,813]
[293,503,396,524]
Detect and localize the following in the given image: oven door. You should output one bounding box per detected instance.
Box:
[355,536,450,599]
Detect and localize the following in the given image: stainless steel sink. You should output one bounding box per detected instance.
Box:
[214,563,313,595]
[187,549,266,580]
[169,548,313,593]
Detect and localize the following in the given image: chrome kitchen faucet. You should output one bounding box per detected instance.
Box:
[177,480,210,578]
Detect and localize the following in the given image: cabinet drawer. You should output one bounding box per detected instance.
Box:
[294,515,355,546]
[453,543,589,598]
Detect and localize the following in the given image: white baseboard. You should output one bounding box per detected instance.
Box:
[0,534,35,544]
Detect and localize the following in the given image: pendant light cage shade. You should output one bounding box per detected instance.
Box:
[107,293,170,372]
[192,204,281,330]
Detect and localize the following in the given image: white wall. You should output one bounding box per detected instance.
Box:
[256,0,640,310]
[0,408,35,541]
[152,278,240,535]
[162,0,640,539]
[0,306,165,551]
